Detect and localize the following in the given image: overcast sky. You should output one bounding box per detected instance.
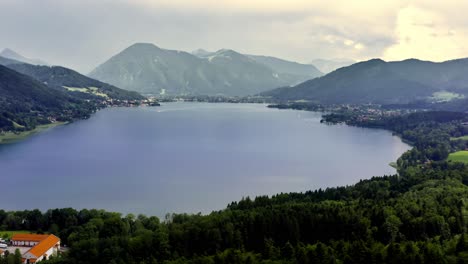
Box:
[1,0,467,73]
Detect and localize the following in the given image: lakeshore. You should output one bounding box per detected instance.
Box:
[0,122,67,144]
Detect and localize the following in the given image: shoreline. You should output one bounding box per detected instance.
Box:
[0,122,67,145]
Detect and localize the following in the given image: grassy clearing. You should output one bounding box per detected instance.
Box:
[447,151,468,164]
[0,230,30,240]
[450,135,468,141]
[0,122,66,144]
[64,86,108,98]
[430,91,464,102]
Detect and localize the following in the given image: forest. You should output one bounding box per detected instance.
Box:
[1,111,468,263]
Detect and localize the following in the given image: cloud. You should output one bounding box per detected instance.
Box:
[383,4,468,62]
[0,0,466,73]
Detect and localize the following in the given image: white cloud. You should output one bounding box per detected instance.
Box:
[384,2,468,62]
[1,0,467,73]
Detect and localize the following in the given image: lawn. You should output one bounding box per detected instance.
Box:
[430,91,465,102]
[450,135,468,141]
[447,151,468,164]
[64,86,108,98]
[0,230,30,240]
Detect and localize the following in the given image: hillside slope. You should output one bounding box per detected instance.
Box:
[7,64,144,100]
[264,58,468,104]
[0,65,91,131]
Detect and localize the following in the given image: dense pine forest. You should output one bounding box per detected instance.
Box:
[1,111,468,263]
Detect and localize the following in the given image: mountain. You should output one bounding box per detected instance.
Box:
[191,49,213,57]
[0,56,24,66]
[247,55,322,78]
[263,58,468,104]
[0,65,68,110]
[0,48,48,66]
[89,43,321,96]
[0,65,85,131]
[310,58,355,74]
[6,63,144,100]
[193,49,322,85]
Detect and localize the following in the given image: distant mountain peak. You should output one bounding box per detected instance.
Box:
[1,48,21,58]
[0,48,48,66]
[127,42,159,49]
[357,58,386,65]
[192,49,213,57]
[120,43,162,55]
[90,43,322,96]
[216,48,235,53]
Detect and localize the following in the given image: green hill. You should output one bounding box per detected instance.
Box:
[0,65,93,132]
[7,63,144,100]
[264,58,468,104]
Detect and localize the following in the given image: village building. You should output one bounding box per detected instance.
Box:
[11,234,60,264]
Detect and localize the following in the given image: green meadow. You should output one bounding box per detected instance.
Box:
[0,122,66,144]
[447,150,468,163]
[451,135,468,141]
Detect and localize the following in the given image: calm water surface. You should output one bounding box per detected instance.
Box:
[0,103,410,216]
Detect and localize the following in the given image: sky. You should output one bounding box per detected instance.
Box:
[0,0,467,74]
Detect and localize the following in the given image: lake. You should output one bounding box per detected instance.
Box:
[0,103,411,216]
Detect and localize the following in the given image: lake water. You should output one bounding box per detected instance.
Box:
[0,103,410,216]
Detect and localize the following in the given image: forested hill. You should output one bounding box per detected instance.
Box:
[1,111,468,263]
[0,65,68,109]
[263,58,468,104]
[0,65,95,131]
[6,63,144,100]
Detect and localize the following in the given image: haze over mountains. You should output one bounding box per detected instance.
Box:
[264,58,468,104]
[310,58,355,74]
[89,43,322,96]
[0,48,48,66]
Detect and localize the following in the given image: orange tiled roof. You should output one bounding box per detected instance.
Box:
[26,235,60,258]
[11,234,49,242]
[0,249,4,255]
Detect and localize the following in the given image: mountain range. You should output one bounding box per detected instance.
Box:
[193,49,322,85]
[263,58,468,104]
[0,48,48,66]
[89,43,322,96]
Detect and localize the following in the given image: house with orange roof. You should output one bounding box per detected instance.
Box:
[11,234,60,263]
[11,234,49,247]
